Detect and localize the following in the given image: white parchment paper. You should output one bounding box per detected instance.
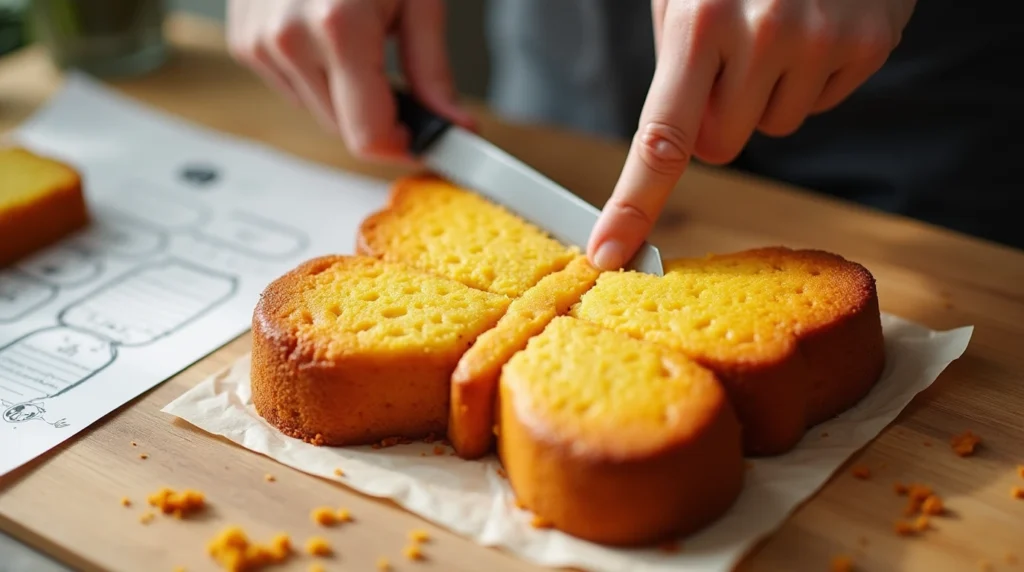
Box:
[164,313,972,571]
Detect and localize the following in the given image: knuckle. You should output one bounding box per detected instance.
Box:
[635,122,692,177]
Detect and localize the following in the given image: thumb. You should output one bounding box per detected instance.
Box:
[398,0,476,131]
[587,24,718,271]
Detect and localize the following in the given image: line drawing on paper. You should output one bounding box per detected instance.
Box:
[193,210,310,260]
[0,271,58,323]
[1,259,238,429]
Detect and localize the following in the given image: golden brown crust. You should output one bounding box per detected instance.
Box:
[448,256,600,459]
[497,321,745,546]
[0,156,88,267]
[250,255,498,446]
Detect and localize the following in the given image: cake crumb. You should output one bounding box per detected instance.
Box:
[305,536,332,557]
[311,506,337,526]
[333,468,345,477]
[120,497,131,507]
[408,529,430,543]
[264,474,276,483]
[403,543,425,561]
[530,515,553,529]
[894,520,916,536]
[951,430,981,457]
[830,554,854,572]
[139,511,155,525]
[336,508,352,522]
[147,488,205,518]
[922,495,944,515]
[496,467,508,479]
[432,445,445,456]
[376,556,391,571]
[139,453,149,460]
[1012,486,1024,499]
[851,465,871,480]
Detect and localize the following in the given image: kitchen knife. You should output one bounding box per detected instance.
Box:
[393,89,664,276]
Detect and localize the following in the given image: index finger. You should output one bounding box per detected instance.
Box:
[587,18,720,271]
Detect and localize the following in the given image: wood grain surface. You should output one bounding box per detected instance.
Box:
[1,13,1023,572]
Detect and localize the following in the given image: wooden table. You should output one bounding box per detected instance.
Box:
[2,13,1023,572]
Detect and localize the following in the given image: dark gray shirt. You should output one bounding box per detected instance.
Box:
[485,0,1024,250]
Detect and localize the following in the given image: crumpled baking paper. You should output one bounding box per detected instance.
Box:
[163,313,972,571]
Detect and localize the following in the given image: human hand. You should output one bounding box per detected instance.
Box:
[227,0,475,163]
[587,0,916,270]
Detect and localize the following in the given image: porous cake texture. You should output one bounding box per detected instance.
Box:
[449,255,601,459]
[498,316,744,546]
[357,175,576,297]
[572,247,885,455]
[251,255,510,446]
[0,147,88,267]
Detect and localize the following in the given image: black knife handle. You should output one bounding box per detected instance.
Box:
[393,88,452,155]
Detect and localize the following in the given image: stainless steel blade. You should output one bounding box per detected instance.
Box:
[420,127,664,276]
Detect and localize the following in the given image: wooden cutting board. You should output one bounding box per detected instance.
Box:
[1,13,1023,572]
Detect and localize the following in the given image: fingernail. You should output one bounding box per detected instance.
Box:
[593,240,627,271]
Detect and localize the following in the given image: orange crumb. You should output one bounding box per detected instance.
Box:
[139,511,155,525]
[951,430,981,457]
[403,543,424,561]
[1012,486,1024,499]
[305,536,332,557]
[659,540,682,553]
[830,554,854,572]
[894,520,916,536]
[432,445,445,456]
[120,497,131,507]
[914,515,930,531]
[336,508,352,522]
[311,506,336,526]
[333,468,344,477]
[530,515,553,529]
[894,482,909,495]
[376,556,392,571]
[409,529,430,543]
[922,495,944,515]
[206,526,293,570]
[139,453,149,460]
[851,465,871,480]
[147,488,205,518]
[496,467,508,479]
[264,474,276,483]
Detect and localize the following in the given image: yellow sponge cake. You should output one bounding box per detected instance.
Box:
[572,247,885,455]
[357,175,576,297]
[498,316,744,546]
[0,147,88,267]
[449,255,600,459]
[251,255,510,446]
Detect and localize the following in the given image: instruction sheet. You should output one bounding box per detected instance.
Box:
[0,73,390,476]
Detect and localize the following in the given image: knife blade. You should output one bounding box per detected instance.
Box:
[393,89,664,276]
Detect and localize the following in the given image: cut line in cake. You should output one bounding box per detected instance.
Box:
[1,259,238,429]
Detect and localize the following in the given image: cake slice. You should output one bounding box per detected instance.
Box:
[498,316,744,546]
[449,255,601,459]
[357,175,576,297]
[0,147,88,267]
[572,247,885,455]
[251,255,511,446]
